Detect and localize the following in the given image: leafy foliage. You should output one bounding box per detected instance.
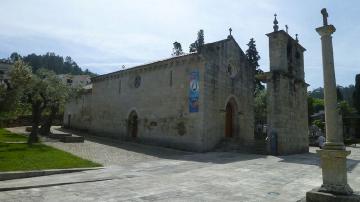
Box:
[307,95,314,123]
[2,52,96,76]
[354,74,360,114]
[309,85,355,107]
[25,69,72,142]
[0,61,73,143]
[189,29,204,53]
[309,87,324,99]
[337,87,344,102]
[313,119,324,130]
[246,38,264,94]
[0,61,32,113]
[338,100,354,116]
[312,98,324,113]
[308,91,355,123]
[172,41,184,56]
[10,52,22,63]
[254,88,267,124]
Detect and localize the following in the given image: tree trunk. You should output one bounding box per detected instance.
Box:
[40,104,59,136]
[28,101,42,144]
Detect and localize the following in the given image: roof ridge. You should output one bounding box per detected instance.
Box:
[92,37,230,80]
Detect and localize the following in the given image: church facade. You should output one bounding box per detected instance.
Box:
[64,20,310,154]
[63,36,255,152]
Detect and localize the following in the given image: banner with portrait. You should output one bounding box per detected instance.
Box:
[189,70,200,113]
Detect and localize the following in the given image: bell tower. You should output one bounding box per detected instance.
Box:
[265,14,309,155]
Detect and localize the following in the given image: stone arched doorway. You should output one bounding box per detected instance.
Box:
[128,111,138,138]
[225,98,238,138]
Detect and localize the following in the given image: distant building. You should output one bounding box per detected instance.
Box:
[0,62,12,87]
[58,74,91,88]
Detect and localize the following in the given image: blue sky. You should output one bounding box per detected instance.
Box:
[0,0,359,89]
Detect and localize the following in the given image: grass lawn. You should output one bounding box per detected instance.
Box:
[0,128,101,172]
[0,128,27,142]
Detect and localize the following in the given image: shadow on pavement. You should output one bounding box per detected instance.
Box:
[278,151,360,172]
[56,127,267,164]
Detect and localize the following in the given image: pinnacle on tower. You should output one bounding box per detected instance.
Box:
[273,14,279,31]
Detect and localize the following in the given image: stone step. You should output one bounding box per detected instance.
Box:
[215,139,268,154]
[60,135,85,143]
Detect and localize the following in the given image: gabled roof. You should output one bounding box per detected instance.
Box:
[91,52,198,81]
[91,36,248,82]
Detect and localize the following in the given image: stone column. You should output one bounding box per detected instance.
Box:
[312,8,354,196]
[316,24,345,150]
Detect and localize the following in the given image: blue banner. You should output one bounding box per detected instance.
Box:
[189,70,200,113]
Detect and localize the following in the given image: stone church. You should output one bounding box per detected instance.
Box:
[64,19,309,154]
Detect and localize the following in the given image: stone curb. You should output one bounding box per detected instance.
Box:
[0,178,113,192]
[0,167,104,181]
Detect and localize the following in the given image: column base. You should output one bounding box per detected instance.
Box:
[323,141,345,150]
[319,183,354,195]
[306,187,360,202]
[316,149,354,195]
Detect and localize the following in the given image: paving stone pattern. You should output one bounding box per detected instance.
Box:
[1,127,360,201]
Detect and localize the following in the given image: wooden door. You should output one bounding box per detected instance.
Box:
[225,104,233,137]
[131,115,138,138]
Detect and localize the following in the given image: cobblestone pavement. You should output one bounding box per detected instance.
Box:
[2,127,360,201]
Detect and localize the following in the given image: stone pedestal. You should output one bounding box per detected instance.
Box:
[306,188,360,202]
[305,149,360,201]
[317,149,353,195]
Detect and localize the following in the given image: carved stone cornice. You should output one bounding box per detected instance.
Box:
[316,25,336,37]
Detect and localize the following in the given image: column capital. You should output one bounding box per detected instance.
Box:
[316,25,336,37]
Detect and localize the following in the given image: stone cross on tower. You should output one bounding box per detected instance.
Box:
[321,8,329,26]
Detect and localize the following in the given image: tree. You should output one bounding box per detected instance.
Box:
[25,70,50,143]
[39,73,70,136]
[337,100,353,116]
[0,61,32,113]
[24,68,73,141]
[354,74,360,114]
[246,38,263,94]
[313,119,324,130]
[254,88,267,124]
[309,87,324,99]
[172,42,184,56]
[337,86,344,102]
[308,95,314,124]
[4,52,97,76]
[189,29,204,53]
[313,98,324,113]
[9,52,22,63]
[2,61,72,142]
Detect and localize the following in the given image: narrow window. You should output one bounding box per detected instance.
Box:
[118,79,121,94]
[170,70,173,87]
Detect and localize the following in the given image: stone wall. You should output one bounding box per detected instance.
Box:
[63,91,92,130]
[267,73,309,154]
[65,54,208,151]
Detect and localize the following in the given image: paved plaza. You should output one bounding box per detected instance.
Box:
[1,128,360,201]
